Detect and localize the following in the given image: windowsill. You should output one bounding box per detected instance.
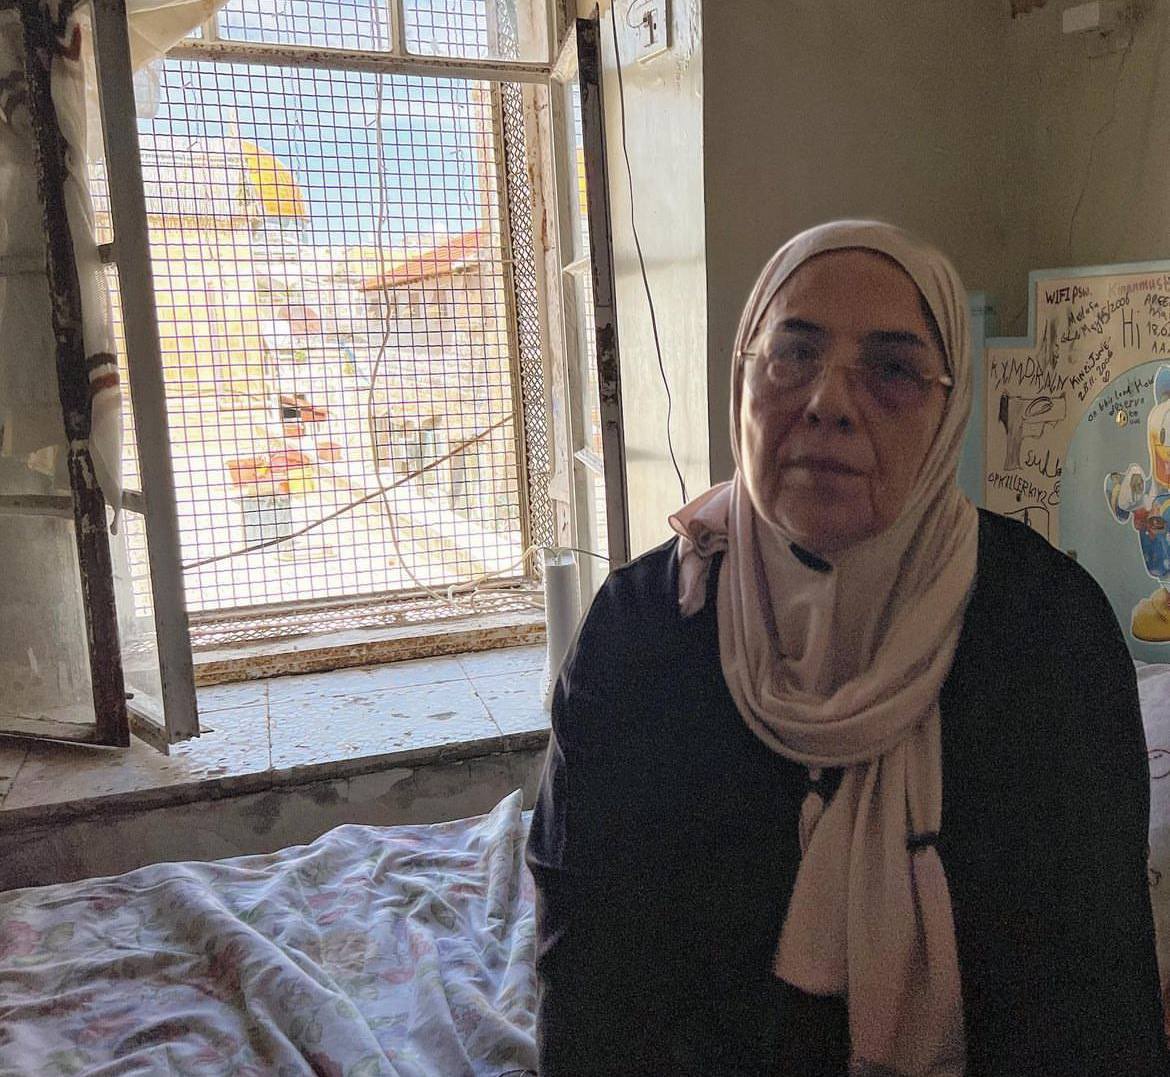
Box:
[195,608,547,686]
[0,644,551,829]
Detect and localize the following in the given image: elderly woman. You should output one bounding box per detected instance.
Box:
[526,221,1169,1076]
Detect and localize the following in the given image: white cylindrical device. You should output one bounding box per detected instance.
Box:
[542,548,582,712]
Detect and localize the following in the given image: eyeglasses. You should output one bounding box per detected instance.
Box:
[737,341,954,413]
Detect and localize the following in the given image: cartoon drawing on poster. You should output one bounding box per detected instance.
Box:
[1104,365,1170,642]
[998,393,1067,471]
[986,268,1170,566]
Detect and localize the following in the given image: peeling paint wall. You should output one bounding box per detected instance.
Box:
[590,0,1016,528]
[597,0,1170,491]
[1,748,546,889]
[598,0,710,555]
[1000,1,1170,333]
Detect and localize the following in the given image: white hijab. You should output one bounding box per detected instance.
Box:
[670,221,979,1076]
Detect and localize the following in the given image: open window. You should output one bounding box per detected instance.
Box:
[548,13,629,604]
[0,0,627,756]
[0,0,198,751]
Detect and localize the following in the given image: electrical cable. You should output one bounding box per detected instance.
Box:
[1067,33,1133,258]
[364,36,541,615]
[189,14,619,613]
[607,2,688,505]
[362,34,617,615]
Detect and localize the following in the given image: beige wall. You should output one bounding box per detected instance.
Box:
[701,0,1014,481]
[589,0,1170,543]
[1001,1,1170,331]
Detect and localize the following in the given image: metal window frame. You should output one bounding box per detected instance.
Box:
[2,0,129,749]
[167,40,551,83]
[390,0,554,69]
[546,14,629,605]
[176,0,556,83]
[488,83,536,567]
[113,5,559,637]
[91,0,200,748]
[547,44,597,598]
[575,15,628,568]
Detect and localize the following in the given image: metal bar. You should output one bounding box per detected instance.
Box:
[524,74,572,550]
[167,40,551,83]
[388,0,404,55]
[188,580,531,631]
[121,488,146,514]
[523,83,564,549]
[190,572,528,623]
[0,494,74,518]
[552,16,579,81]
[91,0,200,743]
[574,446,604,474]
[202,9,220,43]
[0,490,145,515]
[0,720,111,747]
[18,0,129,748]
[127,695,169,754]
[547,55,594,597]
[577,15,630,566]
[188,578,534,626]
[561,254,591,277]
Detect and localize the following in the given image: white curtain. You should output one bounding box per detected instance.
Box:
[0,0,226,513]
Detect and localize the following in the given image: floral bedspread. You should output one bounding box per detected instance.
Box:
[0,791,537,1077]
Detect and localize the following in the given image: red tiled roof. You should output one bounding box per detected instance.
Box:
[274,303,322,334]
[359,229,491,291]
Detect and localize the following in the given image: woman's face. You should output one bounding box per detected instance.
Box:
[738,249,950,556]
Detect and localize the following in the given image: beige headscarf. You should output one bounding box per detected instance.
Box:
[670,221,979,1076]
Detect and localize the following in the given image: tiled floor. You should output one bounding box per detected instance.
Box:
[0,645,548,816]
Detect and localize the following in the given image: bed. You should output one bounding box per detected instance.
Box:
[5,668,1170,1076]
[0,791,537,1076]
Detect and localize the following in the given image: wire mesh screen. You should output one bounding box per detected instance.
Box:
[404,0,491,57]
[403,0,546,63]
[218,0,390,49]
[93,55,541,625]
[208,0,545,62]
[192,587,538,647]
[499,80,552,554]
[493,0,553,559]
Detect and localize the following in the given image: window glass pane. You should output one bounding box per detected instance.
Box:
[589,467,607,556]
[559,76,607,600]
[218,0,391,50]
[0,508,96,735]
[567,79,589,262]
[0,120,96,735]
[403,0,547,62]
[112,510,166,725]
[210,0,548,60]
[574,269,603,460]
